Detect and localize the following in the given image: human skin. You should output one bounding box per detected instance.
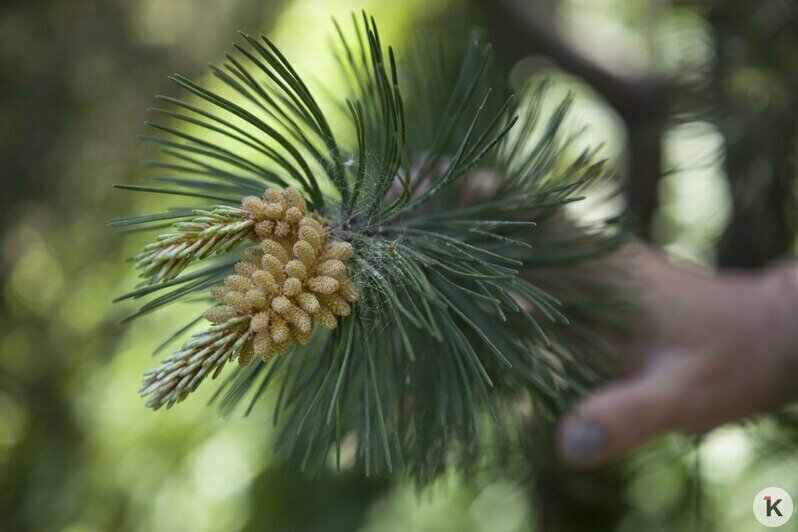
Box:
[557,242,798,467]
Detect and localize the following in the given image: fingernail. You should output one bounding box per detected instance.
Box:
[560,420,607,466]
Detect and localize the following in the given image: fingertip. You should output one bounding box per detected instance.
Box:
[558,375,686,468]
[557,416,610,468]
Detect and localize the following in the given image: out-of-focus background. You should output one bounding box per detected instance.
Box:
[1,0,797,530]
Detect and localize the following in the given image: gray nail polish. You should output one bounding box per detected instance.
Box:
[562,421,607,465]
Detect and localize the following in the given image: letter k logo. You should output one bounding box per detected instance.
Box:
[765,496,784,517]
[754,487,792,526]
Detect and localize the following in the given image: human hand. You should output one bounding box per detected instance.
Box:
[557,243,798,467]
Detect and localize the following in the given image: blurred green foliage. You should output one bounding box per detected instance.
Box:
[1,0,797,531]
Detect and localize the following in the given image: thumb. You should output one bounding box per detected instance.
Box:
[557,372,687,467]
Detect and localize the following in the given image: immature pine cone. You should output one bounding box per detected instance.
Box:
[205,188,359,366]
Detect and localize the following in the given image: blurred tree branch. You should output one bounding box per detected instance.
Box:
[481,0,670,239]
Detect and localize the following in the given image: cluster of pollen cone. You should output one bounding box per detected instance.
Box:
[205,188,359,365]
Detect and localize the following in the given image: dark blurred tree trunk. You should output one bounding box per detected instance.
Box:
[709,3,798,268]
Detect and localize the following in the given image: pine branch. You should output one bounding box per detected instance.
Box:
[133,205,255,283]
[141,316,251,409]
[115,12,629,481]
